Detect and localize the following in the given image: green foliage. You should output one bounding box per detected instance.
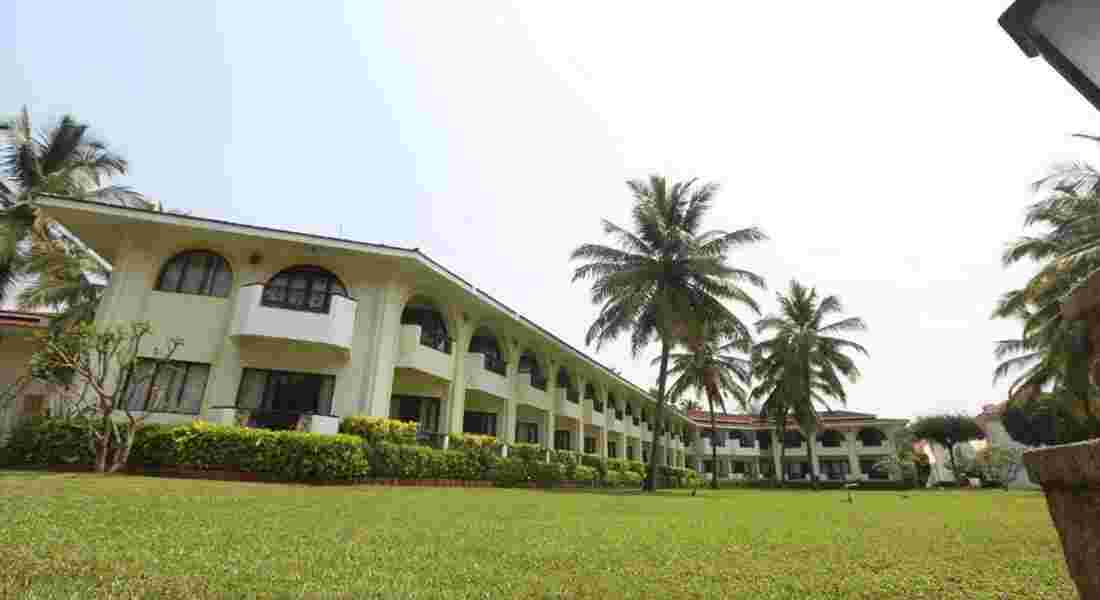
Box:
[1001,394,1095,446]
[2,419,372,482]
[579,454,607,479]
[973,446,1024,487]
[338,416,418,445]
[1,416,94,466]
[548,449,579,479]
[447,433,502,452]
[659,465,701,488]
[573,464,596,482]
[910,415,983,450]
[509,443,544,462]
[364,442,485,480]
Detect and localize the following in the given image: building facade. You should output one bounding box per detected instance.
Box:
[684,410,907,482]
[35,197,906,480]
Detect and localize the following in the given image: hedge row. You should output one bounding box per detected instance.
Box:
[1,417,703,488]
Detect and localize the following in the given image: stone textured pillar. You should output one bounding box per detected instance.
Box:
[1024,440,1100,600]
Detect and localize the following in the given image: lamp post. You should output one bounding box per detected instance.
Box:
[1000,0,1100,111]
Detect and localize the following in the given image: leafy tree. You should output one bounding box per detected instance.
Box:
[666,324,752,489]
[29,321,182,472]
[910,414,984,485]
[873,428,920,487]
[570,175,766,491]
[751,281,868,489]
[992,135,1100,437]
[973,446,1024,488]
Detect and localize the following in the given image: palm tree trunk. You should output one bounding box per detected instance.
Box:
[645,338,671,493]
[776,426,785,488]
[709,402,719,490]
[808,429,818,490]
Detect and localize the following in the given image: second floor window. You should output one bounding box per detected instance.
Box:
[156,250,232,297]
[262,266,347,313]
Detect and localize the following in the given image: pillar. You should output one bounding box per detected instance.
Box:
[571,420,581,453]
[543,409,555,450]
[446,318,474,437]
[501,352,517,448]
[598,428,607,459]
[772,433,783,481]
[846,430,860,480]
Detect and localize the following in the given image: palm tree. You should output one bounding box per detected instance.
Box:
[666,328,752,489]
[0,107,146,326]
[571,175,767,491]
[752,281,868,489]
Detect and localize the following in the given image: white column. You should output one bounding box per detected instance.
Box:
[772,431,782,480]
[446,319,474,437]
[846,430,860,479]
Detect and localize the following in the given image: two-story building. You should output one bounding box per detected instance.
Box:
[685,410,907,482]
[37,197,701,466]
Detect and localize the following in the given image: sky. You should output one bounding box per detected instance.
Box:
[6,1,1100,419]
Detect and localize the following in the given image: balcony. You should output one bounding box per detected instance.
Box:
[624,418,637,438]
[697,438,732,456]
[231,284,356,352]
[516,373,550,410]
[641,427,653,443]
[397,324,453,381]
[465,353,511,399]
[815,442,850,456]
[555,389,580,420]
[608,412,624,434]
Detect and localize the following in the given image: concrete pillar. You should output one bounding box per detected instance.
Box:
[598,428,607,459]
[501,352,517,448]
[571,420,581,453]
[846,430,860,479]
[543,409,555,450]
[772,431,783,481]
[363,282,410,417]
[446,318,474,437]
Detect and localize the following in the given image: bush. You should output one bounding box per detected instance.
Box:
[2,419,371,483]
[580,455,607,479]
[573,464,596,483]
[621,471,643,487]
[509,443,544,462]
[448,433,502,453]
[549,449,579,479]
[659,466,700,488]
[365,442,486,480]
[2,416,95,466]
[339,416,418,445]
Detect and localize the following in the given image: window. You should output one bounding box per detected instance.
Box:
[469,330,505,375]
[858,428,886,447]
[758,432,773,450]
[402,302,451,353]
[554,430,571,451]
[516,422,539,444]
[583,437,596,454]
[390,395,441,433]
[822,460,849,480]
[237,368,335,414]
[125,359,209,414]
[463,411,497,436]
[784,430,805,448]
[156,251,232,297]
[518,351,546,390]
[607,441,617,458]
[626,445,634,460]
[262,266,347,313]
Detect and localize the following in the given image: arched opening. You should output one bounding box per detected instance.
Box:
[518,350,546,390]
[757,431,773,450]
[401,296,451,354]
[556,367,578,403]
[818,429,845,448]
[858,428,886,447]
[609,392,622,419]
[263,265,347,313]
[156,250,233,298]
[731,429,755,448]
[469,327,505,375]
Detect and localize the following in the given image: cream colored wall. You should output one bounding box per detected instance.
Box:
[0,334,56,435]
[88,221,703,439]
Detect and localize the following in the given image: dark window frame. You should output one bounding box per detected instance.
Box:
[155,250,233,298]
[123,359,210,415]
[236,368,336,416]
[463,411,497,436]
[261,265,348,314]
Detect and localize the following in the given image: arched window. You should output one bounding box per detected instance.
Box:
[858,428,887,447]
[556,367,578,402]
[518,350,546,390]
[401,297,450,353]
[818,430,845,448]
[783,430,805,448]
[262,266,347,313]
[156,250,232,297]
[469,328,504,374]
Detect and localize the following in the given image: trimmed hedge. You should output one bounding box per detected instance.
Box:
[338,416,417,445]
[364,442,487,480]
[3,419,371,482]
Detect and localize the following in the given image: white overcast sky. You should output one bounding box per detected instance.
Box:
[7,2,1100,418]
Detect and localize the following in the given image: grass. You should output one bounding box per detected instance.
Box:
[0,472,1074,599]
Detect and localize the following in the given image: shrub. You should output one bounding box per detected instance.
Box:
[620,471,643,487]
[448,433,502,453]
[338,416,418,445]
[491,457,533,486]
[580,455,607,479]
[573,464,596,483]
[532,461,564,485]
[2,416,95,466]
[605,470,624,487]
[549,449,579,479]
[509,443,544,462]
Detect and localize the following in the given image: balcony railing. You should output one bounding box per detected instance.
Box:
[419,327,452,354]
[484,354,507,376]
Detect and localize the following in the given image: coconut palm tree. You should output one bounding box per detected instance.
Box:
[752,280,868,489]
[570,175,767,491]
[0,107,145,306]
[666,328,751,489]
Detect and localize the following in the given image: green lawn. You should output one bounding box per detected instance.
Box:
[0,472,1073,599]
